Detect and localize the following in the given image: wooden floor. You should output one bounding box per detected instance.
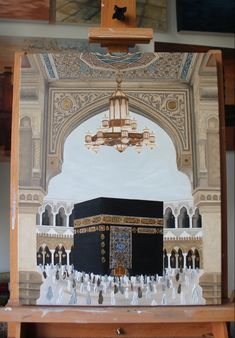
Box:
[0,304,234,338]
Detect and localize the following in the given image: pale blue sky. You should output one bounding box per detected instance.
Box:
[47,111,192,203]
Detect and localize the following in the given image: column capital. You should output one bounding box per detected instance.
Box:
[192,188,221,209]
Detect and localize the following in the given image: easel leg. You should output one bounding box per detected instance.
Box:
[8,322,21,338]
[212,322,228,338]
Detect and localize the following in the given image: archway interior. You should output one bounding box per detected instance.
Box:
[47,111,192,203]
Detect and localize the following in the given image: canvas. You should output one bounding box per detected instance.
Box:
[15,51,223,306]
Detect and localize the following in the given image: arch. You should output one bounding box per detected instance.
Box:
[164,207,175,228]
[163,249,168,269]
[19,116,33,186]
[69,245,75,266]
[207,116,219,130]
[20,116,32,128]
[128,98,184,164]
[60,246,67,265]
[178,207,189,228]
[186,249,193,268]
[42,205,53,226]
[170,249,176,268]
[192,208,202,228]
[194,249,200,269]
[178,248,184,269]
[47,93,191,188]
[44,246,52,266]
[56,207,66,227]
[54,246,60,265]
[36,247,43,265]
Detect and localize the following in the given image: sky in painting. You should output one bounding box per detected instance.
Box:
[47,111,192,203]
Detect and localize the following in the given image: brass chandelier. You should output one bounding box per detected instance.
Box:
[85,74,155,153]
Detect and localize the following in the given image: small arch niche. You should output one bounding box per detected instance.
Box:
[192,208,202,228]
[44,246,52,266]
[186,250,193,268]
[178,207,190,228]
[42,205,53,226]
[56,207,66,227]
[195,249,200,269]
[164,208,175,228]
[20,116,32,128]
[178,248,184,269]
[207,116,219,130]
[170,250,176,268]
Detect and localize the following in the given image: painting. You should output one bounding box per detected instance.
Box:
[14,51,223,306]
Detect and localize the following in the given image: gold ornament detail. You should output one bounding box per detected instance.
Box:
[61,97,73,110]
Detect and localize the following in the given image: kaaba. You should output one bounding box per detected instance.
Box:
[73,197,163,276]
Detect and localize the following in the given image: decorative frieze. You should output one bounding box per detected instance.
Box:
[41,52,194,82]
[193,188,221,208]
[127,90,190,152]
[49,90,110,153]
[19,188,46,209]
[37,234,73,251]
[74,214,163,228]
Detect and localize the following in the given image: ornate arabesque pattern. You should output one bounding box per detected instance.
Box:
[127,91,189,150]
[80,52,159,71]
[74,215,163,228]
[42,52,192,81]
[109,226,132,270]
[50,91,110,153]
[49,89,190,154]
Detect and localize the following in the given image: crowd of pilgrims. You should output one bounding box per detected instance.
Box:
[36,264,206,306]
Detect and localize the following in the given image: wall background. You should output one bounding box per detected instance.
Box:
[0,162,10,273]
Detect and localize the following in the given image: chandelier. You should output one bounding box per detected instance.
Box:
[85,74,155,153]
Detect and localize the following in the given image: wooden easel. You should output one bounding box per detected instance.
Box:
[1,1,234,337]
[0,304,234,338]
[88,0,153,53]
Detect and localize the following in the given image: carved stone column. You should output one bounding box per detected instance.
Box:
[183,253,187,269]
[175,254,179,269]
[52,212,56,227]
[173,209,179,228]
[192,254,196,269]
[50,250,55,265]
[18,188,46,305]
[65,214,70,228]
[189,215,193,228]
[167,254,171,268]
[66,250,70,266]
[193,189,221,304]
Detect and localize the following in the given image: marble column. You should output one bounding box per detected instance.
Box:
[66,250,70,265]
[58,250,62,265]
[183,253,187,269]
[52,212,56,227]
[175,254,179,269]
[19,208,39,271]
[39,212,42,226]
[167,254,171,268]
[174,214,178,228]
[189,215,193,228]
[66,214,70,228]
[42,250,46,267]
[50,250,55,265]
[192,254,196,269]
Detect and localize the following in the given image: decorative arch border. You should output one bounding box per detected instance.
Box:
[46,87,192,188]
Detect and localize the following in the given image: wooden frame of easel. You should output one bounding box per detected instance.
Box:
[1,1,234,337]
[2,48,233,338]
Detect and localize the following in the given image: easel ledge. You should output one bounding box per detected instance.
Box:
[0,304,234,338]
